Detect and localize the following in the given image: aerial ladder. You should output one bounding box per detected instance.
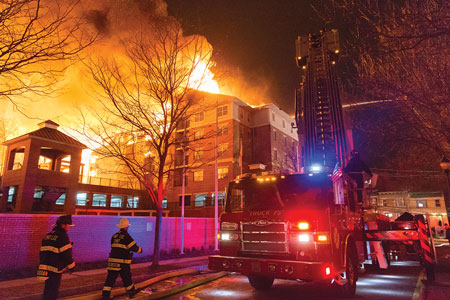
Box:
[294,30,436,280]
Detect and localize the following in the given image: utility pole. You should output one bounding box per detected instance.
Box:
[214,99,219,251]
[181,122,187,254]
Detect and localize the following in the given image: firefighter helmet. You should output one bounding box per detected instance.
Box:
[56,215,74,226]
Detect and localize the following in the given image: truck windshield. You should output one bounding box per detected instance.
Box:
[226,174,332,212]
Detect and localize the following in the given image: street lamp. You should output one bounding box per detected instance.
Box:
[440,155,450,224]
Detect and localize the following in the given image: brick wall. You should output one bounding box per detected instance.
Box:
[0,214,214,271]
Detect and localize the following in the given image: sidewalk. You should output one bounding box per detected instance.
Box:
[0,256,209,300]
[421,243,450,300]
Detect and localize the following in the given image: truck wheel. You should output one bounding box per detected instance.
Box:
[333,245,358,298]
[248,274,274,290]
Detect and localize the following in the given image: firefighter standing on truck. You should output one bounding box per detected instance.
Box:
[343,150,373,203]
[102,218,142,300]
[37,215,75,300]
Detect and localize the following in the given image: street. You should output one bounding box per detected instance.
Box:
[167,261,423,300]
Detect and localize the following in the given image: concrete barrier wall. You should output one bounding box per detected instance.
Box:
[0,214,214,271]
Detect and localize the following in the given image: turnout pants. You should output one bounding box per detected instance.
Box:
[102,264,135,299]
[43,272,62,300]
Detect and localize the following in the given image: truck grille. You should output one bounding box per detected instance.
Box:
[241,221,288,253]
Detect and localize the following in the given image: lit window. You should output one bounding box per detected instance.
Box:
[162,198,167,209]
[212,192,225,205]
[417,200,426,208]
[7,186,16,203]
[127,196,139,208]
[38,156,53,170]
[93,194,107,207]
[194,170,204,182]
[194,194,207,206]
[218,167,228,179]
[9,147,25,170]
[111,195,123,208]
[217,105,228,117]
[56,193,66,205]
[34,187,44,199]
[76,192,88,206]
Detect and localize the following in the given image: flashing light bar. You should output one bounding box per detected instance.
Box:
[298,222,310,230]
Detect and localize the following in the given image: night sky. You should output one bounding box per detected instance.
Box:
[166,0,321,114]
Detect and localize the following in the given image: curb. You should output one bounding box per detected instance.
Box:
[63,269,199,300]
[135,271,227,299]
[412,269,426,300]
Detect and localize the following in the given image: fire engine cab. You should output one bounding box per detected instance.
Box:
[209,171,364,296]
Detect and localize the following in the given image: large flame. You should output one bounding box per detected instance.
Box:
[189,58,220,94]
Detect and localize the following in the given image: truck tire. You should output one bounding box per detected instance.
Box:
[248,274,274,290]
[333,244,358,298]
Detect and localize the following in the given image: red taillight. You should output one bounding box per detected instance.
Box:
[298,222,309,230]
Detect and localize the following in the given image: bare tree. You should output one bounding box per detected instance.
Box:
[0,0,95,109]
[316,0,450,158]
[80,22,216,268]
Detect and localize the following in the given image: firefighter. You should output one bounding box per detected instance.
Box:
[102,218,143,300]
[37,215,75,300]
[343,150,373,203]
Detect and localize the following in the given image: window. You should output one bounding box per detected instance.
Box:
[179,195,191,206]
[435,199,441,207]
[194,170,204,182]
[111,195,123,208]
[38,156,53,170]
[194,112,204,122]
[218,167,228,179]
[218,125,228,136]
[282,120,285,128]
[217,105,228,117]
[76,192,88,206]
[218,143,228,157]
[193,148,203,160]
[212,192,226,206]
[273,130,277,141]
[272,112,275,121]
[195,194,207,206]
[273,148,278,161]
[417,200,427,208]
[93,194,107,207]
[7,186,16,203]
[383,199,387,206]
[34,187,44,199]
[283,136,287,145]
[9,147,25,170]
[162,198,167,209]
[370,197,377,206]
[56,193,66,205]
[395,198,405,207]
[58,155,71,173]
[194,128,204,140]
[173,169,187,187]
[127,196,139,208]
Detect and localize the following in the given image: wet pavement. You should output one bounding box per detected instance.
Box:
[166,261,423,300]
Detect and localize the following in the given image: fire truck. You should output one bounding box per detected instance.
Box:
[208,30,436,297]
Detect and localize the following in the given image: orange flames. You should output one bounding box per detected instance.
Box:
[189,58,220,94]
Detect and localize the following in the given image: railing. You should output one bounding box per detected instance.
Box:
[74,208,170,217]
[78,175,140,189]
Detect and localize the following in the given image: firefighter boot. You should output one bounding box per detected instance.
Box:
[128,288,137,299]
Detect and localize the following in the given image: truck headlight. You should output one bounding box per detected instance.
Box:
[298,233,311,243]
[220,232,239,241]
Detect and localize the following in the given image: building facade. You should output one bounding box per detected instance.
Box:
[164,93,298,217]
[370,190,447,238]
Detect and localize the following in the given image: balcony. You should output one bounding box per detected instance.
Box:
[78,175,139,190]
